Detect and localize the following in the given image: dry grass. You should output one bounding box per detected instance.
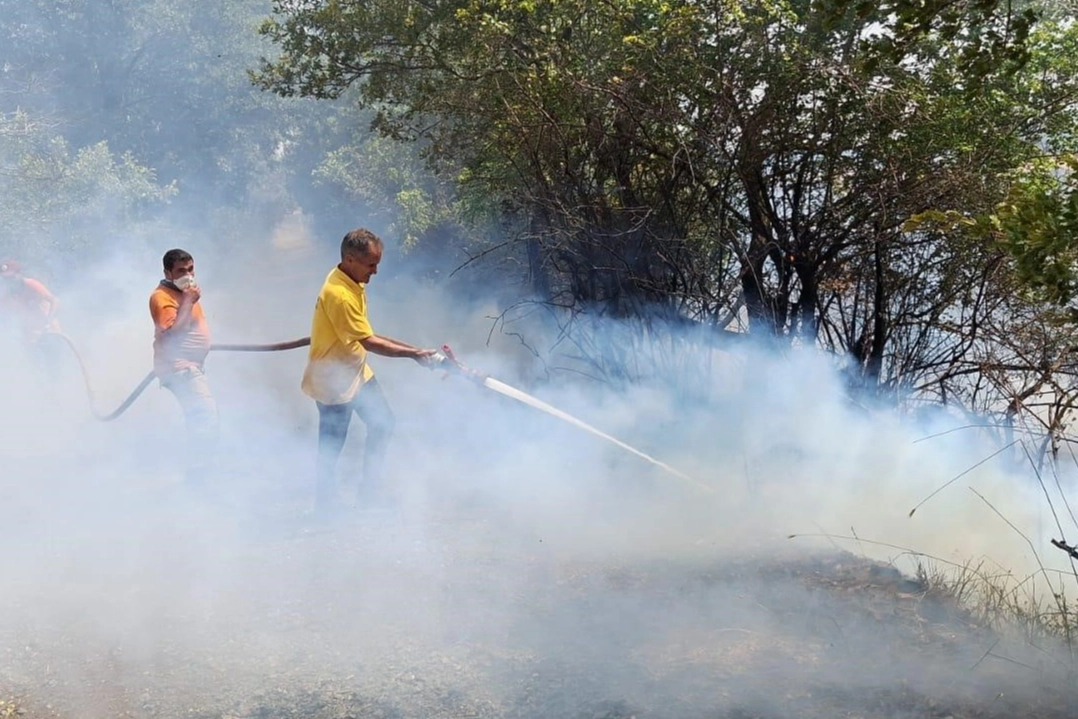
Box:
[910,555,1078,663]
[866,434,1078,671]
[0,696,26,718]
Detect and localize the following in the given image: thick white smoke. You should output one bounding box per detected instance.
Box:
[0,216,1075,719]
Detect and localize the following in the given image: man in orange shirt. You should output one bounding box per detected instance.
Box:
[149,248,219,485]
[0,260,61,345]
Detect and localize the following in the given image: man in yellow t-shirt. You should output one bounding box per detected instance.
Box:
[302,228,440,516]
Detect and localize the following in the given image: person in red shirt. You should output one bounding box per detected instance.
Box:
[149,248,219,486]
[0,260,61,345]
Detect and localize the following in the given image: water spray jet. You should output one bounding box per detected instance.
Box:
[434,345,710,494]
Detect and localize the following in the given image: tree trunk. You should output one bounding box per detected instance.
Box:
[527,215,551,300]
[795,261,819,341]
[864,237,888,387]
[740,254,774,334]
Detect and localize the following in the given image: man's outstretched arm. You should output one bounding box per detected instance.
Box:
[362,334,439,364]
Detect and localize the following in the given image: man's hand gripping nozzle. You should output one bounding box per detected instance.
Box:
[427,344,488,384]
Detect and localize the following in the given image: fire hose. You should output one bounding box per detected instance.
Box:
[52,333,707,492]
[49,331,312,422]
[52,333,475,424]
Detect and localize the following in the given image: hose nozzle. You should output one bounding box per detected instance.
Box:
[430,344,487,383]
[426,349,449,368]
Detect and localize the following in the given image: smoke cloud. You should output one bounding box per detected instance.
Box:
[1,216,1075,719]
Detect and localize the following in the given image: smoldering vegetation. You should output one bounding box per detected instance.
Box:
[0,244,1077,719]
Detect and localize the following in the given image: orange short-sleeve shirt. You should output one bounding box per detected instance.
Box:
[0,277,60,341]
[149,282,211,377]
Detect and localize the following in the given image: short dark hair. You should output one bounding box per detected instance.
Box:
[163,249,193,271]
[340,228,384,261]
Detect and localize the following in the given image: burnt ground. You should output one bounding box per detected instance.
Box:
[1,494,1076,719]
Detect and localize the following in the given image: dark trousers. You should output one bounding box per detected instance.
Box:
[315,378,396,512]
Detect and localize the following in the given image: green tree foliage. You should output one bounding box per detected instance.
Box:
[904,19,1078,312]
[254,0,1076,390]
[1000,164,1078,309]
[315,131,466,252]
[915,158,1078,311]
[0,0,346,217]
[0,110,174,261]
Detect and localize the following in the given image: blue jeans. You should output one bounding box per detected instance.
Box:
[315,378,396,513]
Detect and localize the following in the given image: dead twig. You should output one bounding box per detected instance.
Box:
[908,440,1019,517]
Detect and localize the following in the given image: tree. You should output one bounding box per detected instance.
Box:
[256,0,1072,368]
[0,0,349,226]
[992,158,1078,310]
[0,109,175,262]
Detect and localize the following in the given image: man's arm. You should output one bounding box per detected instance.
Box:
[321,292,437,364]
[171,288,200,331]
[152,287,200,333]
[361,334,437,363]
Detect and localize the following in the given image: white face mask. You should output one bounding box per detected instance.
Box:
[172,274,196,291]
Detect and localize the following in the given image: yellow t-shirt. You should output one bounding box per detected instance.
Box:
[301,266,377,405]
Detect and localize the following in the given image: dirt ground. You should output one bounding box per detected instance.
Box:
[2,488,1076,719]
